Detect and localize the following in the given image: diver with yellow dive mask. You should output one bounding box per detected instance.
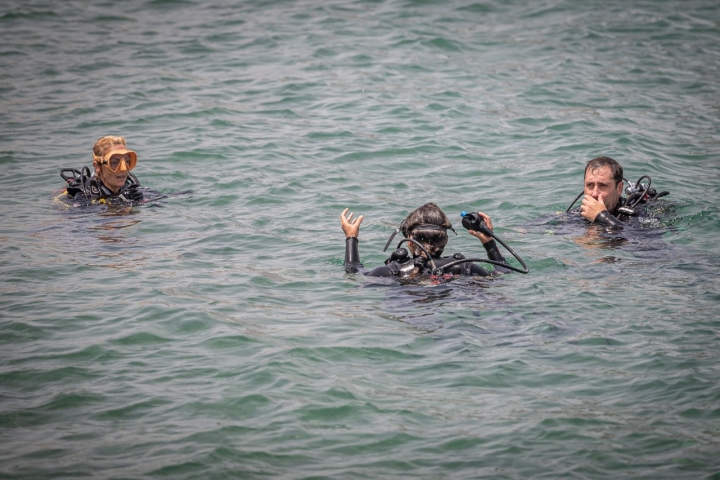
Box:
[59,135,146,205]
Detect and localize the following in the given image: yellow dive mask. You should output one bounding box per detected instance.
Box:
[101,147,137,172]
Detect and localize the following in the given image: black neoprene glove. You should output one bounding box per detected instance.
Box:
[121,184,144,202]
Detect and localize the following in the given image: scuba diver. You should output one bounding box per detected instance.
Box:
[58,135,147,205]
[566,156,669,226]
[340,203,528,278]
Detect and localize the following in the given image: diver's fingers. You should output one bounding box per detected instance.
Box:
[355,214,364,226]
[341,208,356,223]
[477,211,493,229]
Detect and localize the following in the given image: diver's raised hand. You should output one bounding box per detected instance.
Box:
[340,208,364,238]
[580,193,607,222]
[467,211,494,244]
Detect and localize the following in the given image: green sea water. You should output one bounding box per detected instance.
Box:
[1,0,719,478]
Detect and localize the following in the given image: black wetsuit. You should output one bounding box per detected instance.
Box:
[344,237,510,277]
[61,170,145,204]
[593,198,627,226]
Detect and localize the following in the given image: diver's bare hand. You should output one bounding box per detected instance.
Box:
[580,194,607,222]
[340,208,364,238]
[467,211,494,244]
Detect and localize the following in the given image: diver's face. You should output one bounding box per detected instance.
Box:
[584,166,623,212]
[99,155,130,193]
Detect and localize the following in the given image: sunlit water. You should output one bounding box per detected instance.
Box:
[1,0,719,478]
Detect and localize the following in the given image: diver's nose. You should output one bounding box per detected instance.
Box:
[118,159,129,172]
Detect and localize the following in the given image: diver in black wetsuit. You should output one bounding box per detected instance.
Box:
[341,203,524,278]
[58,135,145,205]
[577,156,626,226]
[568,156,669,226]
[566,157,670,226]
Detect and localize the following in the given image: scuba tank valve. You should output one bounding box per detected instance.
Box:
[384,247,410,265]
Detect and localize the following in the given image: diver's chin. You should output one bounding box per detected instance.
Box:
[104,175,128,193]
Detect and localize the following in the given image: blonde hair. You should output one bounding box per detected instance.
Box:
[92,135,128,165]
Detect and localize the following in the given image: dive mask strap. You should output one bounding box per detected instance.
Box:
[411,224,454,233]
[383,224,455,252]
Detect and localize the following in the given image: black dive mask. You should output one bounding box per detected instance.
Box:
[383,223,456,252]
